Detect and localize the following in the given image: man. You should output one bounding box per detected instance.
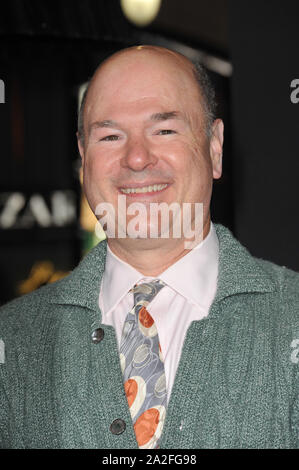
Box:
[0,46,298,449]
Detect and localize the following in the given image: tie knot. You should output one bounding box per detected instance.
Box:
[130,279,165,304]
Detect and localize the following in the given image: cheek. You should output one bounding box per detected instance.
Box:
[173,140,214,202]
[84,147,116,184]
[190,137,213,176]
[82,150,114,206]
[162,140,195,169]
[167,139,210,177]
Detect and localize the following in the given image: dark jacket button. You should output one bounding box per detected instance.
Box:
[91,328,104,343]
[110,419,126,435]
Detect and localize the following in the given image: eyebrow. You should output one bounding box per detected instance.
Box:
[88,111,184,136]
[149,111,183,122]
[88,119,118,136]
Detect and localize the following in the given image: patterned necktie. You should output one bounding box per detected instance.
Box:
[119,279,167,449]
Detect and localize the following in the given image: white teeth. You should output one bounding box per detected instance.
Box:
[120,184,168,194]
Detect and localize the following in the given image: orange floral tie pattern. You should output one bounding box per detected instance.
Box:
[120,280,167,449]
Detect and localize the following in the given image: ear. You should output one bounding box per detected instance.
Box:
[209,119,224,179]
[77,132,85,167]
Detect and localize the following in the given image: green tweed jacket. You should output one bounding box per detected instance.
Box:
[0,224,298,449]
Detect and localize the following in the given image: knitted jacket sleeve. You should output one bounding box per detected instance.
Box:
[285,268,299,448]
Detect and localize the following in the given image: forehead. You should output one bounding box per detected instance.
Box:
[85,50,202,122]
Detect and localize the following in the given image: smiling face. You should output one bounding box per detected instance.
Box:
[78,46,223,248]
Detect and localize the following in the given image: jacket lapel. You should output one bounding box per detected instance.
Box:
[214,224,276,302]
[48,237,108,320]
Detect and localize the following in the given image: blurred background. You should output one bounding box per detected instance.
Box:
[0,0,298,304]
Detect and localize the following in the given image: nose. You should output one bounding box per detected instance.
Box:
[120,136,158,171]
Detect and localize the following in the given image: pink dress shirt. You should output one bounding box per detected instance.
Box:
[99,223,219,404]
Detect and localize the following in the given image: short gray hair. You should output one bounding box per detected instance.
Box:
[77,83,90,146]
[77,61,216,145]
[192,61,217,137]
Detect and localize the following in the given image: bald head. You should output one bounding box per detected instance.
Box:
[77,45,216,146]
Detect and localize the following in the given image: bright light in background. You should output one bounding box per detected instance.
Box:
[120,0,162,27]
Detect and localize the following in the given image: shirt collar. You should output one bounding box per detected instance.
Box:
[99,222,219,315]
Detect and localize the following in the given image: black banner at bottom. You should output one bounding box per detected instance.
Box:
[0,448,295,467]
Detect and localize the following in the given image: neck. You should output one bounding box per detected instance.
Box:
[107,217,211,276]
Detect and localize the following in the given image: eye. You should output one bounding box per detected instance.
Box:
[100,135,120,141]
[158,129,176,135]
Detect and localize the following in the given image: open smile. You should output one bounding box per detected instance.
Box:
[118,183,170,196]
